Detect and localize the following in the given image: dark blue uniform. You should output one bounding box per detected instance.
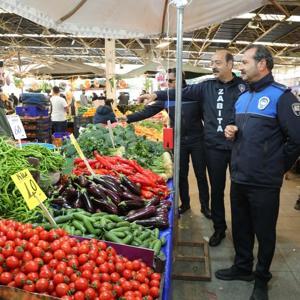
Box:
[230,73,300,283]
[93,105,116,125]
[156,75,246,232]
[127,99,210,210]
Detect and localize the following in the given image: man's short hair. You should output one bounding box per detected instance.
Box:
[245,44,274,71]
[167,68,186,80]
[53,86,60,94]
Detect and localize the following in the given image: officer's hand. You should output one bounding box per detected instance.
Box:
[137,93,157,104]
[225,125,238,141]
[117,115,128,123]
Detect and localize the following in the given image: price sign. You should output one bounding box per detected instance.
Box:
[11,169,47,210]
[69,134,95,175]
[6,115,27,140]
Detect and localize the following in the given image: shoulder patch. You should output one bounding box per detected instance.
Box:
[258,96,270,110]
[238,84,246,93]
[292,102,300,117]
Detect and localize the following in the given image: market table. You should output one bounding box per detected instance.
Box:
[160,179,174,300]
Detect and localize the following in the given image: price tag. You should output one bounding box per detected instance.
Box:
[69,134,95,175]
[11,169,47,210]
[6,115,27,140]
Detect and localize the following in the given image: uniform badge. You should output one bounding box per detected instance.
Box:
[292,103,300,117]
[238,84,246,93]
[258,96,270,110]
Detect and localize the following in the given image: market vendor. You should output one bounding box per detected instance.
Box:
[0,89,12,137]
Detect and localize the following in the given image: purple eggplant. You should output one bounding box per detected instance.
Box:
[160,200,172,208]
[96,184,121,205]
[87,184,107,199]
[64,186,78,203]
[135,217,169,229]
[145,197,160,207]
[80,192,95,213]
[74,175,89,187]
[93,176,122,194]
[120,176,141,196]
[73,191,83,208]
[51,196,66,206]
[121,192,142,202]
[92,198,118,214]
[118,200,145,211]
[124,206,156,222]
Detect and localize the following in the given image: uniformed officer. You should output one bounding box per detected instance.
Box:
[217,45,300,300]
[121,69,211,219]
[141,50,246,247]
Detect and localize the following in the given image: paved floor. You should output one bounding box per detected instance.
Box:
[172,169,300,300]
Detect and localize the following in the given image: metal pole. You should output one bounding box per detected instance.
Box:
[173,1,185,245]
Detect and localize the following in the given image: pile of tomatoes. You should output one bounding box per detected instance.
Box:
[0,219,161,300]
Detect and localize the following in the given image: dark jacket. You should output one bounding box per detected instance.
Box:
[93,105,116,124]
[155,75,246,150]
[127,99,204,145]
[231,73,300,188]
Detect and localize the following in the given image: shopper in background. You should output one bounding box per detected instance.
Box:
[93,99,116,125]
[80,89,88,106]
[119,69,211,219]
[216,45,300,300]
[9,93,18,107]
[139,50,246,247]
[50,86,68,133]
[0,89,12,137]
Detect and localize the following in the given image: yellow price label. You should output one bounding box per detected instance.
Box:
[11,169,47,210]
[69,134,95,175]
[70,133,85,159]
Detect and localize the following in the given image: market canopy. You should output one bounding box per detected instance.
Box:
[0,0,267,38]
[120,61,211,79]
[31,59,105,79]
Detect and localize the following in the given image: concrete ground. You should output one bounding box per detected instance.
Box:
[172,169,300,300]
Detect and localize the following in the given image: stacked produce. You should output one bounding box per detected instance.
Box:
[134,125,162,142]
[38,208,168,254]
[0,219,161,299]
[62,124,172,179]
[72,154,169,199]
[49,174,170,228]
[0,138,64,222]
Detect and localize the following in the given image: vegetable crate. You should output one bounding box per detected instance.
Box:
[16,106,49,117]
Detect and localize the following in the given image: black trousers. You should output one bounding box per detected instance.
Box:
[205,148,231,232]
[52,121,67,133]
[231,182,280,283]
[179,140,209,209]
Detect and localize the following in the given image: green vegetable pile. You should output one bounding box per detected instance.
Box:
[62,124,166,172]
[0,137,64,222]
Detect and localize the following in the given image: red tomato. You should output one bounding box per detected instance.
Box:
[65,266,74,277]
[0,272,13,284]
[99,291,113,300]
[131,280,140,290]
[22,251,33,262]
[122,281,133,292]
[37,240,49,251]
[35,278,49,293]
[27,272,39,283]
[78,244,89,255]
[78,254,89,265]
[96,256,105,266]
[53,273,65,285]
[40,267,52,279]
[113,284,123,297]
[13,246,25,259]
[100,273,110,282]
[61,242,72,255]
[54,249,66,260]
[6,256,20,269]
[125,261,133,271]
[139,283,150,296]
[110,272,120,283]
[29,234,39,245]
[123,269,133,280]
[75,277,89,291]
[39,230,49,241]
[81,269,92,280]
[2,245,13,257]
[132,260,141,271]
[150,279,160,287]
[56,261,67,273]
[84,287,97,299]
[56,282,69,297]
[42,251,53,263]
[115,262,125,273]
[136,273,146,283]
[150,273,161,281]
[149,286,159,298]
[24,261,39,273]
[74,291,85,300]
[33,257,44,267]
[6,230,17,240]
[14,272,27,287]
[23,283,35,292]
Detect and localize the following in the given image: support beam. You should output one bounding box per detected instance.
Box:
[105,39,116,102]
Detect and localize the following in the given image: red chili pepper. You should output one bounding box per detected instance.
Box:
[141,190,154,199]
[73,157,83,165]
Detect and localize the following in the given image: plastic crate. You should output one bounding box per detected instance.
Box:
[16,106,49,117]
[52,132,71,147]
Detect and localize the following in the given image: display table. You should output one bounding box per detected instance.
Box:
[160,179,174,300]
